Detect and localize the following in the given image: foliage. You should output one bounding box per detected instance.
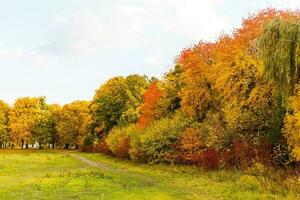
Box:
[0,100,9,147]
[56,100,90,148]
[91,75,149,134]
[166,128,204,164]
[9,97,48,147]
[2,9,300,174]
[156,65,184,117]
[201,148,220,170]
[137,112,190,162]
[284,85,300,161]
[137,82,162,128]
[259,17,300,99]
[106,126,130,158]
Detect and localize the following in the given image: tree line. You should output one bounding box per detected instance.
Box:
[1,9,300,170]
[0,97,89,149]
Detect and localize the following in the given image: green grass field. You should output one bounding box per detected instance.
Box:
[0,150,298,200]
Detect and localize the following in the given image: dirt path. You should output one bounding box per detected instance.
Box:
[69,154,110,170]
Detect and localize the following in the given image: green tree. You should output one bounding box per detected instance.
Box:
[90,75,149,135]
[259,17,300,99]
[31,104,60,149]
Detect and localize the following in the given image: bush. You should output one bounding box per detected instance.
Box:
[201,148,220,170]
[83,134,95,146]
[93,137,111,154]
[222,140,255,170]
[138,112,190,162]
[195,112,230,151]
[106,125,137,159]
[128,129,147,162]
[166,128,204,165]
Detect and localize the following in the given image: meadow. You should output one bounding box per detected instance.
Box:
[0,150,299,200]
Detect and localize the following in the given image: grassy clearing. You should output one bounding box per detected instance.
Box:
[0,150,299,200]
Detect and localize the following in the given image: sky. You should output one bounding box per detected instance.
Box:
[0,0,299,105]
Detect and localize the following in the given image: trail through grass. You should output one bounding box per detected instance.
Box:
[0,150,298,200]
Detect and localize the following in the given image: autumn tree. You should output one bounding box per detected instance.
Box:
[177,42,218,120]
[90,75,149,135]
[31,104,61,149]
[137,82,162,128]
[56,100,90,149]
[0,100,10,148]
[156,65,184,117]
[9,97,48,148]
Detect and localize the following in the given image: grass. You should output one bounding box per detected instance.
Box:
[0,150,299,200]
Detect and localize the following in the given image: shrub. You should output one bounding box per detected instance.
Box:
[115,136,130,159]
[255,141,272,165]
[195,112,230,151]
[166,128,204,165]
[83,133,95,146]
[93,137,111,154]
[138,112,190,162]
[201,148,220,170]
[272,142,293,167]
[222,140,255,170]
[129,131,147,162]
[106,125,137,159]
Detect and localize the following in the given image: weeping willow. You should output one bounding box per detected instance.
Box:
[259,17,300,101]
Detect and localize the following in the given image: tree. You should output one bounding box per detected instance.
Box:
[31,104,60,149]
[156,65,184,117]
[91,75,149,135]
[177,42,218,120]
[9,97,47,148]
[284,86,300,161]
[259,17,300,99]
[56,100,90,149]
[137,82,162,128]
[258,15,300,161]
[0,100,9,148]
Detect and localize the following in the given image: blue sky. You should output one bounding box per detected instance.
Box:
[0,0,299,105]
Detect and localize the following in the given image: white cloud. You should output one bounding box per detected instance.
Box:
[0,45,53,66]
[41,1,229,56]
[140,0,230,41]
[2,0,298,65]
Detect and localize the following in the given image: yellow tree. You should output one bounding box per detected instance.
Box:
[56,100,90,149]
[0,100,10,148]
[9,97,47,148]
[284,86,300,161]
